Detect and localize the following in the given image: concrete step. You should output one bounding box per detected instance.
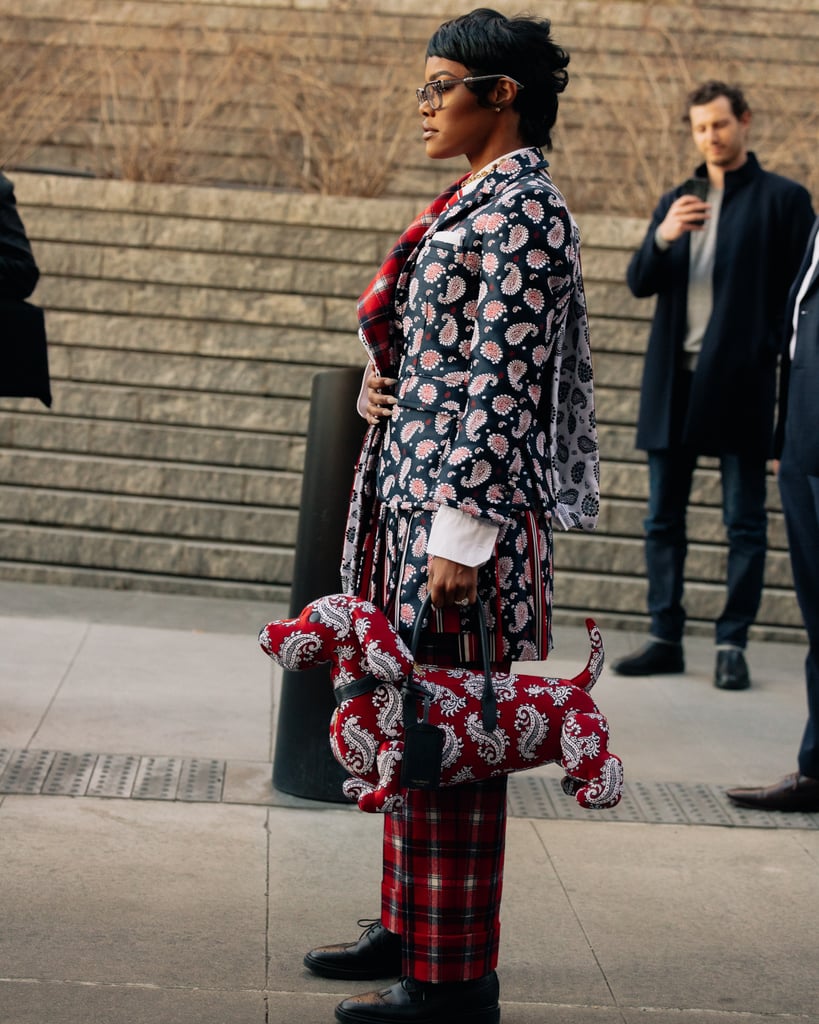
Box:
[599,458,784,514]
[594,497,788,551]
[35,239,374,300]
[0,522,293,585]
[37,276,352,333]
[47,344,321,401]
[0,450,302,507]
[555,570,805,639]
[12,382,308,434]
[0,412,305,472]
[554,531,795,589]
[0,560,289,603]
[44,311,365,369]
[0,486,297,546]
[22,206,396,266]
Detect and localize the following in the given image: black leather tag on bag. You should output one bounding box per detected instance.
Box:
[400,723,444,790]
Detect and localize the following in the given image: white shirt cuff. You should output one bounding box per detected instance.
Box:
[428,505,499,566]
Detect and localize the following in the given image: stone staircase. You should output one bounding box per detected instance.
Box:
[0,174,414,602]
[0,172,803,640]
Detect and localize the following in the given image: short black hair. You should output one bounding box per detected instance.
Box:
[685,80,750,121]
[426,8,570,150]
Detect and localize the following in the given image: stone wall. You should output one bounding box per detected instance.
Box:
[2,0,817,214]
[0,172,803,641]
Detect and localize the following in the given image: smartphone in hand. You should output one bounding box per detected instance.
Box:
[680,177,709,200]
[679,177,709,226]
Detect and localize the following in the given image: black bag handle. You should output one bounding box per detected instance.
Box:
[403,595,498,732]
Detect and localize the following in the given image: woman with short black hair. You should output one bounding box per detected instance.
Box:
[308,10,599,1023]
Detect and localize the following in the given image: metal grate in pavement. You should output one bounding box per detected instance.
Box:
[133,756,183,800]
[178,758,225,802]
[0,748,818,828]
[506,774,819,830]
[42,751,98,797]
[0,748,224,804]
[0,748,56,794]
[87,754,141,798]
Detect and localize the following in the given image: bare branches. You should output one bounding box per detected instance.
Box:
[1,2,815,210]
[0,31,96,170]
[90,32,253,183]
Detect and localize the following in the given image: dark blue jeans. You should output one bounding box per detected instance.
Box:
[644,448,767,647]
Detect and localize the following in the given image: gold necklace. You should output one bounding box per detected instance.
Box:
[463,160,501,187]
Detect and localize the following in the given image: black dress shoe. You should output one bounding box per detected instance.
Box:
[714,648,750,690]
[611,640,684,676]
[304,920,402,980]
[335,972,500,1024]
[726,773,819,813]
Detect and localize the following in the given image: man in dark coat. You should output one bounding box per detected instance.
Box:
[726,217,819,811]
[0,170,50,407]
[613,81,814,689]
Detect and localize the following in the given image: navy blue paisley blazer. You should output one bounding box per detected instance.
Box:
[378,148,599,532]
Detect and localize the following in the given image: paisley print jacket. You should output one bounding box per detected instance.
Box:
[377,149,599,530]
[342,149,598,642]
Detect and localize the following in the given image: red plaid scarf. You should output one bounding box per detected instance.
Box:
[356,179,465,373]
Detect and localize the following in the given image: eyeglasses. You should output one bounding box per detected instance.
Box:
[415,74,524,110]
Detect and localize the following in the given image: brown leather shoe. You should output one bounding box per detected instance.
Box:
[726,772,819,812]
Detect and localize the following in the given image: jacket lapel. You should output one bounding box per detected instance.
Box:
[393,148,550,308]
[785,217,819,330]
[802,219,819,296]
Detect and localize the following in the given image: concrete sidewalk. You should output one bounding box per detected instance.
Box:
[1,580,817,1024]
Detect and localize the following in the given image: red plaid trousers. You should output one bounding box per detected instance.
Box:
[380,776,508,983]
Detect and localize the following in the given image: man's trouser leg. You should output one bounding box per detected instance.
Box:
[779,454,819,778]
[716,453,768,648]
[645,449,696,642]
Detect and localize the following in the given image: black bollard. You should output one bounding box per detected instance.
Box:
[272,367,367,801]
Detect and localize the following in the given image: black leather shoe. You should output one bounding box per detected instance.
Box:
[304,920,402,981]
[611,640,684,676]
[335,972,500,1024]
[726,773,819,813]
[714,648,750,690]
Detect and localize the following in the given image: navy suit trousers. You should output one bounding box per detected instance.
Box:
[778,451,819,777]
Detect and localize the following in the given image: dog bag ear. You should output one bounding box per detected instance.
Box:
[350,602,413,681]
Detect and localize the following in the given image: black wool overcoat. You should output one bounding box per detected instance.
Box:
[627,153,815,457]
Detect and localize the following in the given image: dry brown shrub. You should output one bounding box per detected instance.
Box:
[0,26,96,170]
[0,0,419,197]
[1,1,815,209]
[245,3,419,197]
[261,63,417,197]
[89,20,254,183]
